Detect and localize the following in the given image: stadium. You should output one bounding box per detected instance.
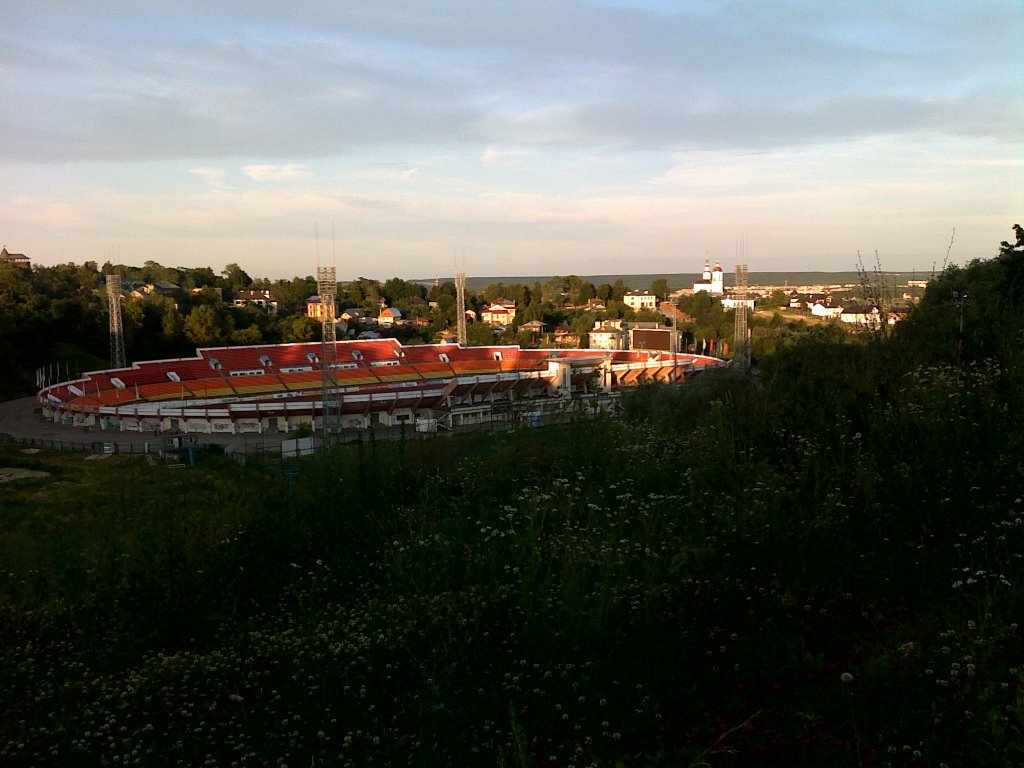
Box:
[36,339,725,435]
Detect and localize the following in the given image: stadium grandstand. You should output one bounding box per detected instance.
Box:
[37,339,725,435]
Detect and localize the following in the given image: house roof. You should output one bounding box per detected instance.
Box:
[236,289,274,300]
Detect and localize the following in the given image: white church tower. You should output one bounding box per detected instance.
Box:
[693,256,725,296]
[711,259,724,294]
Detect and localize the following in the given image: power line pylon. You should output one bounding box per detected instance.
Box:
[106,274,126,369]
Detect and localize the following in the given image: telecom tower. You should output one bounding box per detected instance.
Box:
[318,266,341,439]
[106,274,126,370]
[455,271,468,347]
[733,264,751,367]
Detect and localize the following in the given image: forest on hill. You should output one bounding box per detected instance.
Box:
[1,226,1023,766]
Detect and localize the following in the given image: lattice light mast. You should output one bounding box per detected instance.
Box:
[455,271,468,347]
[733,264,751,368]
[106,274,126,370]
[318,266,341,439]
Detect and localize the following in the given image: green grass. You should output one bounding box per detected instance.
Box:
[2,338,1023,766]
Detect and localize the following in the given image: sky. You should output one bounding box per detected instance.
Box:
[1,1,1022,281]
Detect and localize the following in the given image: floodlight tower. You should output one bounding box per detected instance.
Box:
[106,274,126,370]
[734,264,751,368]
[318,266,341,439]
[455,271,468,347]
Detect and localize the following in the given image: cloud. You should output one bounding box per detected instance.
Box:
[242,164,313,182]
[190,167,227,187]
[0,1,1018,164]
[481,147,528,168]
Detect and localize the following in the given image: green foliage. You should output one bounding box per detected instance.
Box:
[3,318,1023,767]
[467,320,496,346]
[221,262,253,293]
[184,304,232,346]
[650,277,670,298]
[896,224,1024,365]
[280,315,320,343]
[4,233,1024,767]
[759,289,789,308]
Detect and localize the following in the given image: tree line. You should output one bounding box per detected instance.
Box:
[0,251,852,398]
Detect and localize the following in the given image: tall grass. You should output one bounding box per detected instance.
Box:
[2,332,1023,766]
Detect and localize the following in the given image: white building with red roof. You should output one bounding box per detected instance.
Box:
[481,300,517,325]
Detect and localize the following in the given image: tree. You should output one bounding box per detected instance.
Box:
[184,305,231,346]
[346,277,382,310]
[650,278,670,299]
[760,289,789,309]
[231,324,263,345]
[280,316,319,343]
[161,305,186,348]
[611,279,627,302]
[575,281,596,306]
[897,224,1024,363]
[384,277,426,304]
[222,263,252,294]
[467,321,495,346]
[121,299,146,356]
[183,267,217,290]
[483,283,507,303]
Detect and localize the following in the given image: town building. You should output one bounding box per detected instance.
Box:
[481,300,517,325]
[233,289,279,315]
[306,295,339,320]
[378,307,403,327]
[840,305,883,330]
[693,257,725,295]
[589,320,628,350]
[623,290,658,311]
[0,246,30,268]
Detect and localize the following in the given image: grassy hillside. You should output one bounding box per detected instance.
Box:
[3,234,1024,766]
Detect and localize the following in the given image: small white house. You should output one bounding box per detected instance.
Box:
[810,302,843,319]
[624,290,658,311]
[589,321,628,350]
[840,305,882,329]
